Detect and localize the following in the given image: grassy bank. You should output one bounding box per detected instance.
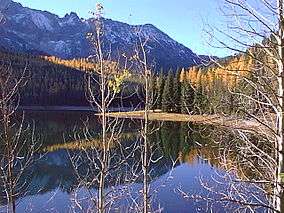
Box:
[104,110,267,134]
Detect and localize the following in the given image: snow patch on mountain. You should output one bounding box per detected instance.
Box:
[29,10,53,31]
[11,13,25,23]
[139,24,176,46]
[0,0,12,10]
[59,12,81,27]
[44,40,71,56]
[0,0,203,70]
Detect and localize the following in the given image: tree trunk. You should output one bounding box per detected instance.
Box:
[276,1,284,212]
[97,29,106,213]
[143,71,149,213]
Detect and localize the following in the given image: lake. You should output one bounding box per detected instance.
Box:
[0,111,267,213]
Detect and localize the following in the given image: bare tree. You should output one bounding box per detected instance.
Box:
[0,4,42,213]
[0,63,40,213]
[181,0,284,212]
[68,4,138,213]
[131,31,168,213]
[139,36,152,213]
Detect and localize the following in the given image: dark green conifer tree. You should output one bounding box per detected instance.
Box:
[150,74,158,110]
[162,69,174,112]
[193,84,208,114]
[181,82,195,114]
[173,69,181,112]
[156,71,165,110]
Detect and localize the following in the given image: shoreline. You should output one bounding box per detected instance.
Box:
[17,106,138,112]
[18,106,95,112]
[105,110,267,134]
[16,107,268,134]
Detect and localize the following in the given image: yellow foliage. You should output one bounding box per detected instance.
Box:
[108,69,131,94]
[182,54,254,90]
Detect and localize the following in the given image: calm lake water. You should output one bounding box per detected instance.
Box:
[0,111,266,213]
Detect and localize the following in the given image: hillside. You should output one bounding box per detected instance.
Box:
[0,51,143,106]
[0,0,205,71]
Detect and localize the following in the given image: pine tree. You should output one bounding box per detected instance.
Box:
[150,75,158,110]
[162,69,174,112]
[173,69,181,112]
[181,82,195,113]
[193,84,208,114]
[156,71,165,110]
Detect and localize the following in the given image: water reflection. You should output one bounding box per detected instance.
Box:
[0,111,267,212]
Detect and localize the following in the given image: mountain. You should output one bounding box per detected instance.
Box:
[0,0,203,71]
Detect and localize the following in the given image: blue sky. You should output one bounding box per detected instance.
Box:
[15,0,230,57]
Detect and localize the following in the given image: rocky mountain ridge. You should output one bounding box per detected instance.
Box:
[0,0,205,70]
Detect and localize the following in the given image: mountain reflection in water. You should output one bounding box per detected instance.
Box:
[0,111,267,213]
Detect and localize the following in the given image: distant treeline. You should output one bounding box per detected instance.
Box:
[152,53,255,115]
[0,51,142,107]
[0,50,255,113]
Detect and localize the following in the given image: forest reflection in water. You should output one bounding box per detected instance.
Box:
[0,111,268,212]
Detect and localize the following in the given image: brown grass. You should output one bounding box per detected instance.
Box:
[104,110,270,135]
